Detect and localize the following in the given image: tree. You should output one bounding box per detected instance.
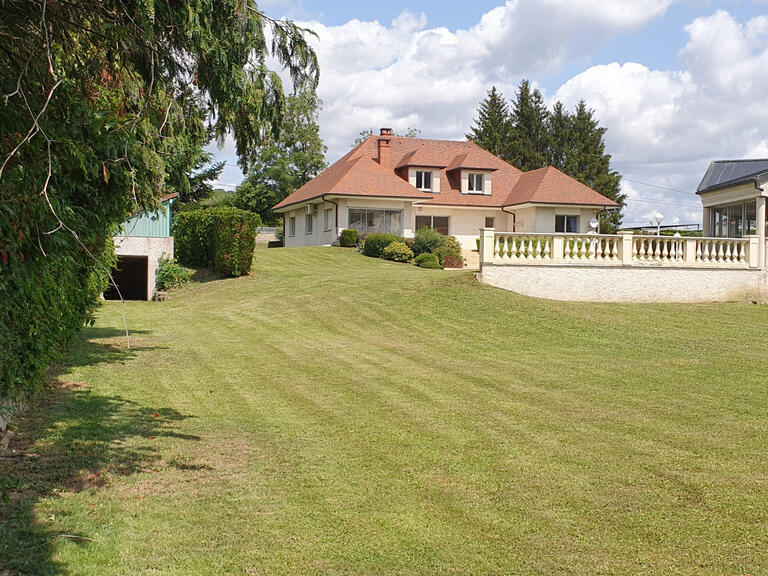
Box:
[563,101,625,232]
[0,1,319,396]
[351,127,421,148]
[235,91,327,223]
[544,101,572,171]
[466,82,625,229]
[507,80,549,171]
[466,86,510,157]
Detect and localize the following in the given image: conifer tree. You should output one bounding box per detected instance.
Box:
[466,87,510,157]
[507,80,549,171]
[564,101,625,232]
[545,101,572,171]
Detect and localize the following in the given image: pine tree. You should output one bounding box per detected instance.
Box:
[466,86,510,157]
[545,101,572,171]
[564,101,625,232]
[507,80,549,171]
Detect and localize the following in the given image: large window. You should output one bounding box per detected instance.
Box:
[348,208,402,235]
[415,170,432,190]
[288,216,296,237]
[711,202,757,238]
[415,215,449,235]
[467,173,484,193]
[325,208,334,231]
[305,213,313,235]
[555,215,579,233]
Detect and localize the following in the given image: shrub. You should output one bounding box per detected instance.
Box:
[382,241,413,262]
[413,226,445,255]
[155,255,190,291]
[362,233,404,258]
[414,252,441,269]
[173,207,261,276]
[404,237,415,251]
[433,236,464,268]
[339,228,358,247]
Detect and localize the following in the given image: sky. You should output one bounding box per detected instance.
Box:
[210,0,768,228]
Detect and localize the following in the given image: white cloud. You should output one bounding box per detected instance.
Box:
[554,10,768,225]
[300,0,675,159]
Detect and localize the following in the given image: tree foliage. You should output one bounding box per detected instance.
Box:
[467,82,625,231]
[466,87,510,158]
[234,91,326,223]
[0,0,318,396]
[351,127,421,148]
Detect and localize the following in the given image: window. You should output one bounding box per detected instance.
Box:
[467,173,484,193]
[305,213,313,235]
[485,216,495,228]
[288,216,296,237]
[555,215,579,233]
[415,215,449,235]
[415,170,432,190]
[712,202,758,238]
[347,208,402,235]
[325,208,334,231]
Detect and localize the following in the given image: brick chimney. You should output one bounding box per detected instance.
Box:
[377,128,392,169]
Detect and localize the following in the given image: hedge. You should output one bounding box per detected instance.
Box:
[339,228,358,247]
[0,236,114,399]
[362,233,404,258]
[173,207,261,276]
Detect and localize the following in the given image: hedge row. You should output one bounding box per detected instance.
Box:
[173,207,260,276]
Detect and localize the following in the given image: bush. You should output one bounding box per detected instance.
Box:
[173,207,260,276]
[155,255,190,291]
[404,237,415,251]
[414,252,442,269]
[362,233,404,258]
[382,241,413,262]
[339,228,358,247]
[413,226,446,255]
[433,236,464,268]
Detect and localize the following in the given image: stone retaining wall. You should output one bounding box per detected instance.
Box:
[480,264,768,303]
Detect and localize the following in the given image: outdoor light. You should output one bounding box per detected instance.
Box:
[654,212,664,236]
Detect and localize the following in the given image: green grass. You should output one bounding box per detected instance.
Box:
[3,246,768,575]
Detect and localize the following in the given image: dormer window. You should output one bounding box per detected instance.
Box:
[467,173,484,193]
[415,170,432,190]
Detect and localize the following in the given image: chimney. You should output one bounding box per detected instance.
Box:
[377,127,392,169]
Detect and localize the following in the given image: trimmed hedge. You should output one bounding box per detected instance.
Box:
[382,241,413,262]
[414,252,441,269]
[173,207,260,276]
[362,233,404,258]
[339,228,358,247]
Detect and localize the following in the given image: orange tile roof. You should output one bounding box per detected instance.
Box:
[273,135,617,211]
[504,166,619,207]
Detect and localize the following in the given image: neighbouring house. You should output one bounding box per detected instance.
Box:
[698,159,767,250]
[475,159,768,303]
[272,128,618,256]
[107,193,176,301]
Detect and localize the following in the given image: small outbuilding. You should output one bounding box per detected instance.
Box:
[107,193,176,301]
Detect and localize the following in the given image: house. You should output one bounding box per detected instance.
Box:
[698,159,767,255]
[273,129,618,254]
[107,193,176,301]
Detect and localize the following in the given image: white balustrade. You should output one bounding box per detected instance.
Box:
[478,228,759,270]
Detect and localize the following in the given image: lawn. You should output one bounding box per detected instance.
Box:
[2,246,768,575]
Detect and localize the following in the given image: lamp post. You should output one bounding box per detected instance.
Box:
[654,213,664,236]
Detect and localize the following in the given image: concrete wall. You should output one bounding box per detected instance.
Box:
[113,236,174,300]
[511,206,597,234]
[480,264,768,303]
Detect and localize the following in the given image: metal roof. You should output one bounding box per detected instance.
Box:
[697,159,768,193]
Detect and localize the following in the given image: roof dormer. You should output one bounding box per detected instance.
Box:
[460,170,492,195]
[407,167,441,193]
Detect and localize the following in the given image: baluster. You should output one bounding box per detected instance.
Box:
[543,237,551,259]
[704,241,711,262]
[632,239,639,260]
[696,241,702,262]
[611,239,618,260]
[536,237,543,259]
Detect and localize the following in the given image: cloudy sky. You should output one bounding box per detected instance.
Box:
[211,0,768,228]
